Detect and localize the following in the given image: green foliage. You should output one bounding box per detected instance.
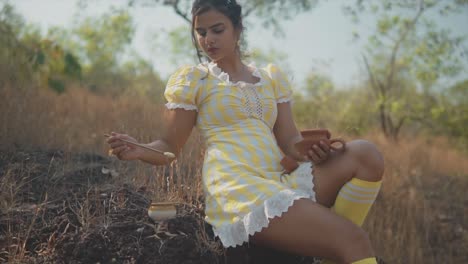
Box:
[125,0,317,35]
[0,2,85,92]
[248,47,289,69]
[0,3,165,98]
[68,8,135,92]
[44,7,165,96]
[293,73,377,135]
[151,25,290,74]
[34,39,84,91]
[47,77,66,94]
[433,79,468,149]
[119,54,167,104]
[344,0,468,140]
[63,52,82,78]
[241,0,317,36]
[74,8,134,66]
[289,72,335,128]
[3,0,465,146]
[153,25,198,65]
[0,3,34,88]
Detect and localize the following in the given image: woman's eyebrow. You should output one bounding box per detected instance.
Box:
[209,22,224,29]
[196,22,225,31]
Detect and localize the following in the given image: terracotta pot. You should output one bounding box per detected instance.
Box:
[148,202,177,221]
[294,129,346,156]
[280,129,347,174]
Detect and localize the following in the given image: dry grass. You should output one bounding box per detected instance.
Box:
[0,85,206,199]
[1,85,467,263]
[364,132,468,264]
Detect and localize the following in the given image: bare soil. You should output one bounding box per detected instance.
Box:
[0,146,323,264]
[2,146,465,263]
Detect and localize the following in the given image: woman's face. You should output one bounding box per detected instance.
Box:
[194,9,239,62]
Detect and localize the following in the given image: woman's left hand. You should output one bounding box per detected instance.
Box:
[305,140,331,165]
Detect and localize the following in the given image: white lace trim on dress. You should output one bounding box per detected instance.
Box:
[205,61,264,87]
[213,162,315,248]
[165,102,198,111]
[291,162,315,195]
[277,97,293,104]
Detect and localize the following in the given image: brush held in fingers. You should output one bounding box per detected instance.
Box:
[104,134,176,159]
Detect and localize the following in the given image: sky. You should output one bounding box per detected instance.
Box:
[11,0,468,88]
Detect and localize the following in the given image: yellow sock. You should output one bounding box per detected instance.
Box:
[322,178,382,264]
[352,257,377,264]
[332,177,382,226]
[322,257,377,264]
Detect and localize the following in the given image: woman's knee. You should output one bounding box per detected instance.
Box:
[347,140,384,181]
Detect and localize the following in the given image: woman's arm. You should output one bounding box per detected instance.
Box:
[142,108,197,165]
[108,108,196,166]
[274,102,332,164]
[273,102,306,161]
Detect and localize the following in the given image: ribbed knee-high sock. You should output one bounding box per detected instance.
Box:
[352,257,377,264]
[322,178,382,264]
[323,257,377,264]
[332,177,382,226]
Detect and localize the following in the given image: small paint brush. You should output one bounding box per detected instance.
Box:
[104,134,176,159]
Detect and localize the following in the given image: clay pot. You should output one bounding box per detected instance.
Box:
[294,129,346,156]
[280,129,346,174]
[148,202,177,221]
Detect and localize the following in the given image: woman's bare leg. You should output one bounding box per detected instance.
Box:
[313,139,384,207]
[250,140,384,263]
[250,198,374,263]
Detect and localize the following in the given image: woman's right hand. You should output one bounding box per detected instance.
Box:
[106,132,143,161]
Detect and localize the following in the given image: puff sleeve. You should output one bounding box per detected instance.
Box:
[265,64,293,103]
[164,66,201,111]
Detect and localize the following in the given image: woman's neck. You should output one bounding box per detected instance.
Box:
[214,56,245,77]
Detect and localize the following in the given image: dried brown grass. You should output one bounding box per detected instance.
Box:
[1,85,467,263]
[364,132,467,264]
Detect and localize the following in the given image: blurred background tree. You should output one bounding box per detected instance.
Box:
[1,0,467,149]
[0,3,36,89]
[344,0,468,140]
[125,0,317,34]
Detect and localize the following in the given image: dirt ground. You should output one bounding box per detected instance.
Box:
[0,146,324,264]
[2,146,466,263]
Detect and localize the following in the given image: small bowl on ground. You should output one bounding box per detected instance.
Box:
[148,202,178,221]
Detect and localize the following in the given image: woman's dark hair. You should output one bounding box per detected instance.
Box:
[191,0,245,63]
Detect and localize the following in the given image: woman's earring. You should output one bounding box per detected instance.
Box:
[237,39,241,47]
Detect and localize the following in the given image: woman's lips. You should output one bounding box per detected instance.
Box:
[207,48,218,54]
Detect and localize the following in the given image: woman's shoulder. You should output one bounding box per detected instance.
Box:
[166,64,209,87]
[255,63,288,84]
[261,63,285,76]
[170,64,205,77]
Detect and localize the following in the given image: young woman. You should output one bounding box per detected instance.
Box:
[107,0,384,263]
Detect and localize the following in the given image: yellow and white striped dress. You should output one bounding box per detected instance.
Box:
[164,62,315,247]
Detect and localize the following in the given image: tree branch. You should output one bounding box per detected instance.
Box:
[394,116,407,139]
[244,6,255,17]
[164,0,191,23]
[362,54,385,96]
[362,53,390,136]
[386,0,425,94]
[164,0,260,23]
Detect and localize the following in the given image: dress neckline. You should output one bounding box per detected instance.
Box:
[201,61,265,87]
